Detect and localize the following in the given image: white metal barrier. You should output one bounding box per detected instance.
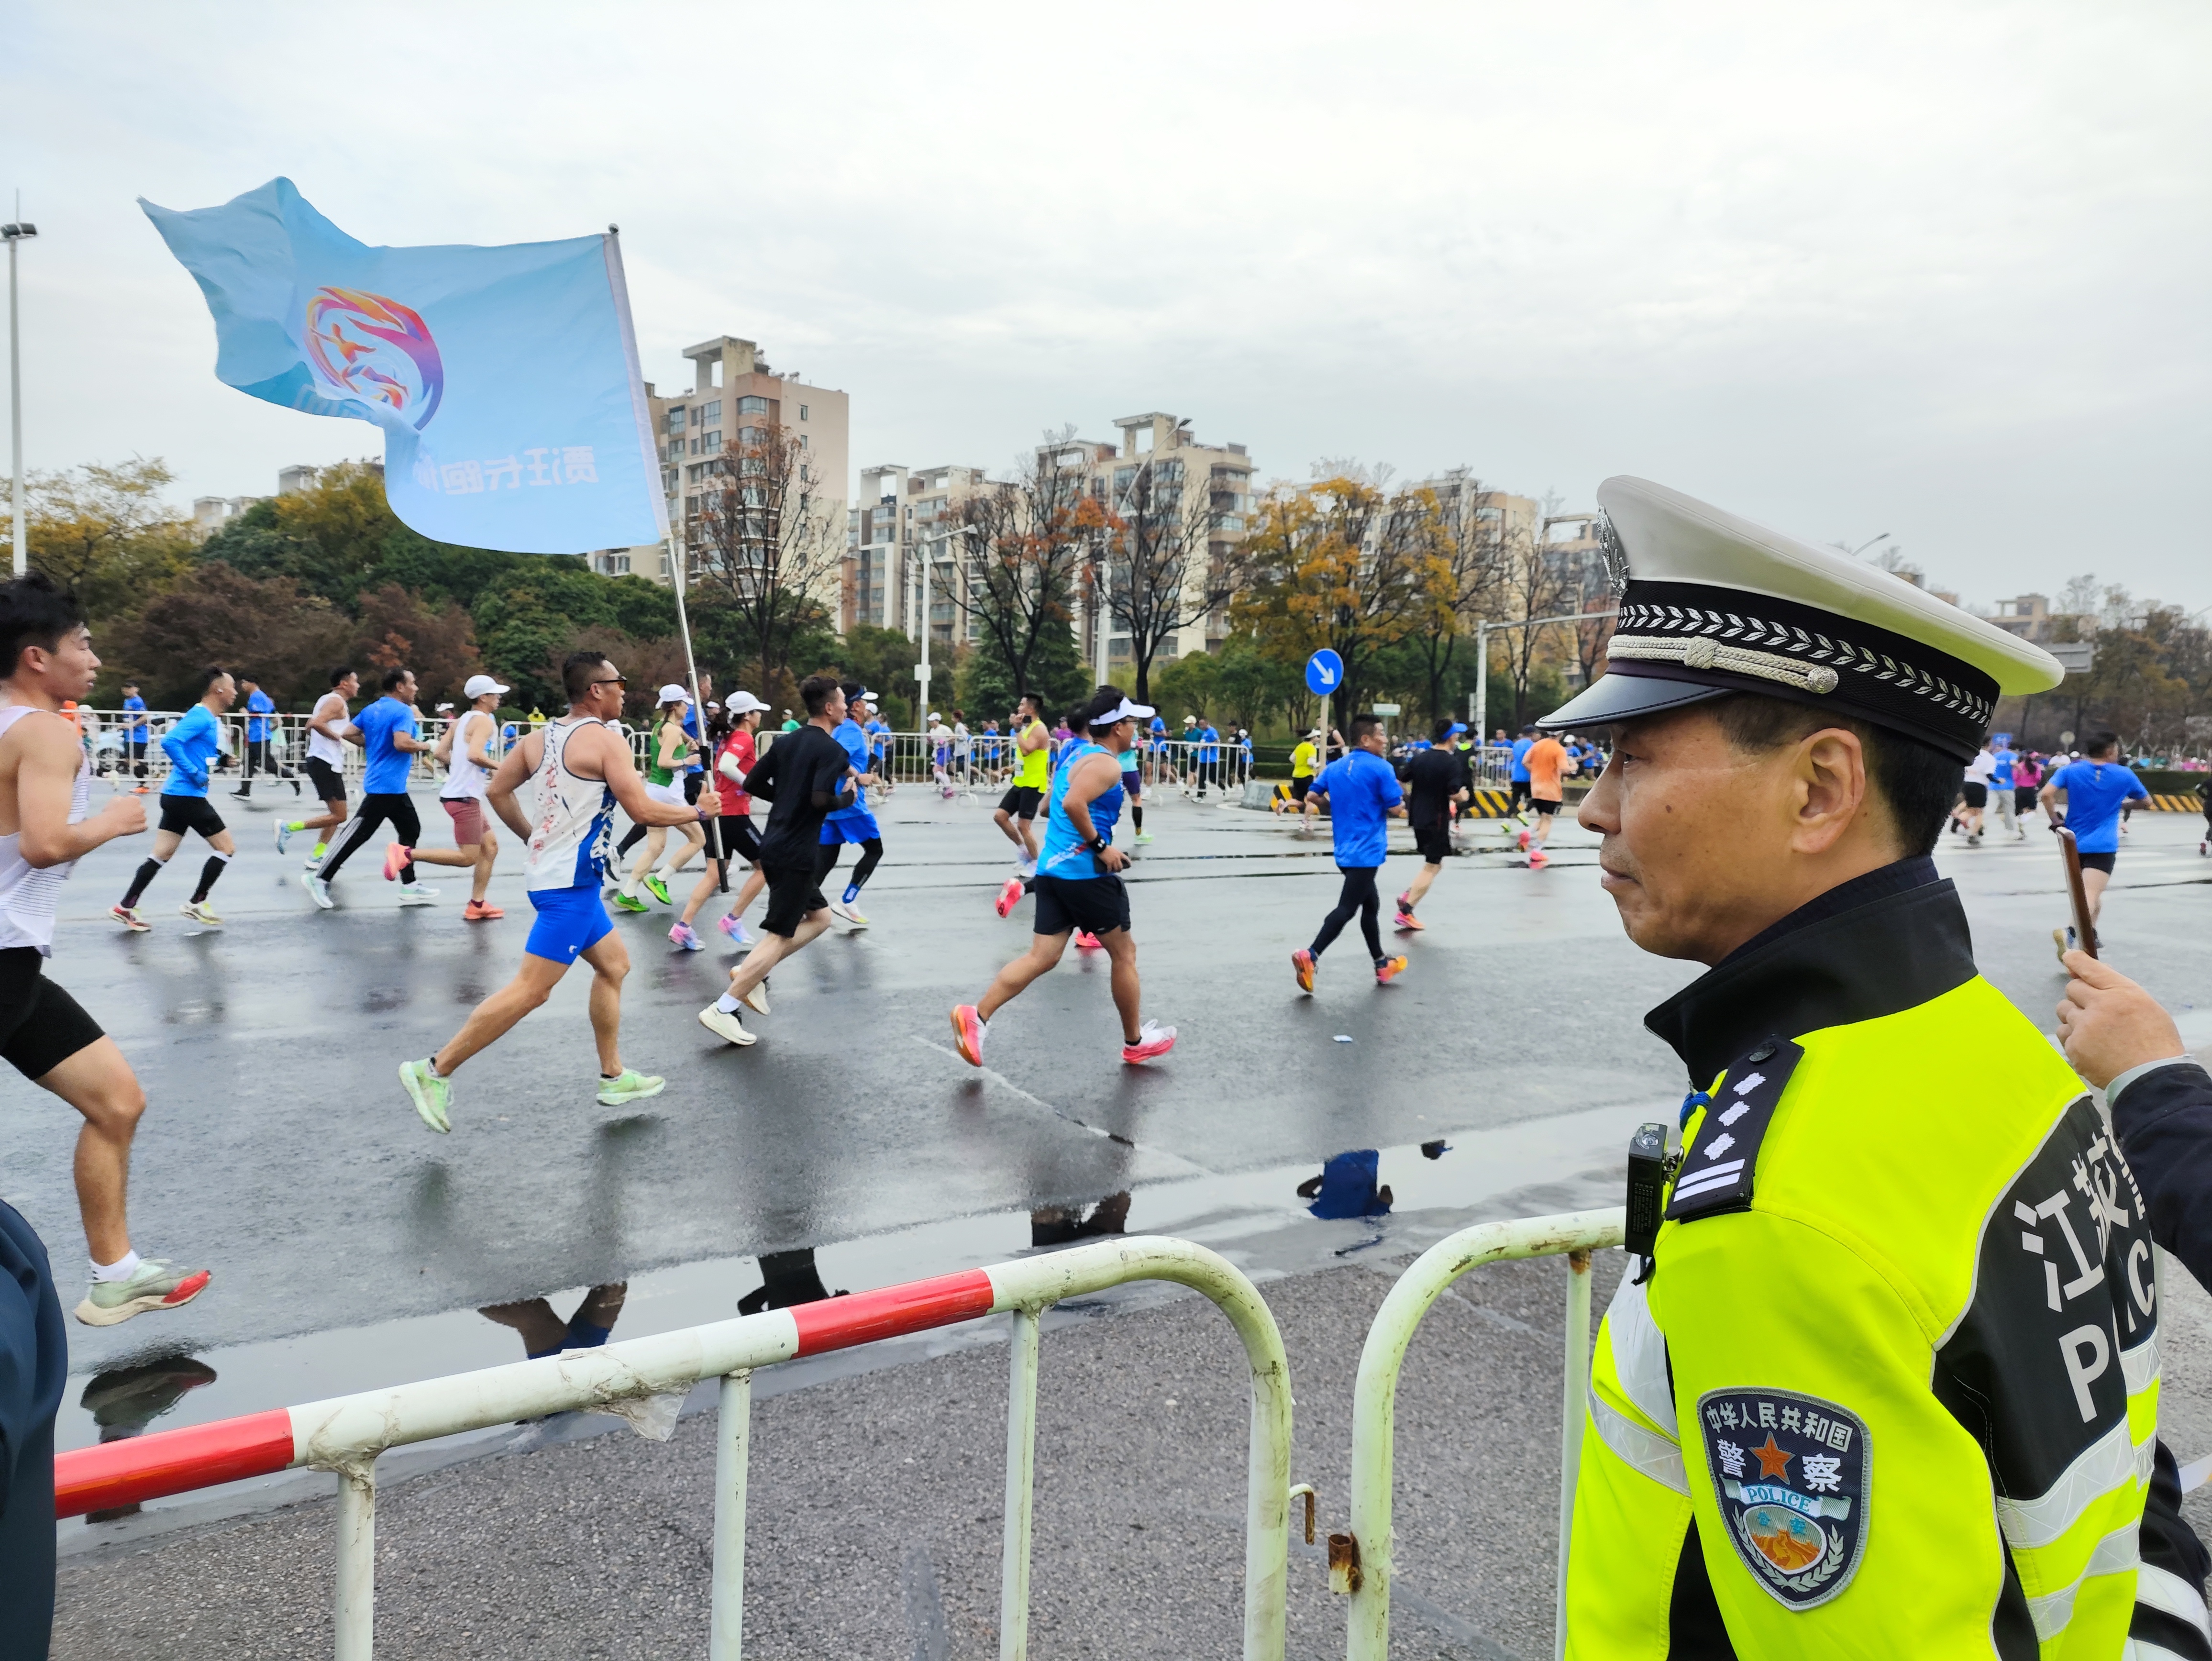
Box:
[56,1235,1297,1661]
[1334,1207,1626,1661]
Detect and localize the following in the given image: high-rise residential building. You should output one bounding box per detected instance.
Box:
[846,463,992,640]
[611,336,850,589]
[1076,413,1254,667]
[192,494,264,536]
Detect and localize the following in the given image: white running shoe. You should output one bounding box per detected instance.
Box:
[829,899,870,928]
[302,873,334,910]
[739,978,770,1015]
[697,1005,757,1046]
[398,885,441,906]
[273,820,292,854]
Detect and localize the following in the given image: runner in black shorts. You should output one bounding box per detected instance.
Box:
[1394,720,1471,931]
[697,675,859,1048]
[1,570,210,1327]
[111,666,239,930]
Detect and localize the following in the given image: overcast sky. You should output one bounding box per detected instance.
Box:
[7,2,2207,610]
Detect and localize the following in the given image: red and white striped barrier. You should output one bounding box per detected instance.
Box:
[59,1240,1294,1661]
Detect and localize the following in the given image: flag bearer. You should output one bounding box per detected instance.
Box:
[1546,477,2199,1656]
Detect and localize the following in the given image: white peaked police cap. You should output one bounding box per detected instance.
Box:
[1092,697,1156,725]
[724,691,769,714]
[463,675,509,699]
[657,683,691,704]
[1537,476,2064,763]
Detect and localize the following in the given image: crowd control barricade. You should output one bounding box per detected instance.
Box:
[55,1235,1296,1661]
[1334,1207,1626,1661]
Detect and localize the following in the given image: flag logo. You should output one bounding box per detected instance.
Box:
[304,288,443,429]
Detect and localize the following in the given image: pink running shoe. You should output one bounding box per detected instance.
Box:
[383,843,414,881]
[1515,828,1531,852]
[669,921,702,951]
[1528,849,1550,869]
[1120,1020,1177,1064]
[718,912,751,944]
[1074,930,1102,950]
[1394,910,1424,932]
[951,1004,986,1066]
[995,876,1025,919]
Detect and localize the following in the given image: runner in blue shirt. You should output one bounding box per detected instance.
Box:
[951,689,1175,1068]
[119,682,150,787]
[1987,734,2021,841]
[307,666,457,908]
[112,667,241,929]
[229,675,297,800]
[1291,712,1410,991]
[1195,722,1220,800]
[815,682,885,927]
[2039,731,2150,956]
[1508,726,1537,821]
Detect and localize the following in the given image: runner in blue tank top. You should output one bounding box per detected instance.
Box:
[951,688,1176,1068]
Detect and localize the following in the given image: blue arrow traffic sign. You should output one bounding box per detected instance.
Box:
[1305,648,1344,698]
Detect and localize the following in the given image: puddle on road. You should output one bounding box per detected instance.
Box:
[58,1097,1652,1549]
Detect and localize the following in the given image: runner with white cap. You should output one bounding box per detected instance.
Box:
[673,689,771,950]
[952,688,1177,1069]
[417,673,509,919]
[816,680,886,928]
[612,685,704,914]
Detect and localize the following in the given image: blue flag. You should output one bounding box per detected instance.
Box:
[141,177,668,555]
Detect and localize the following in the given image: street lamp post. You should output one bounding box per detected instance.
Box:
[3,210,36,578]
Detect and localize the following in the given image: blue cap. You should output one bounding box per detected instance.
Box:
[1447,722,1467,736]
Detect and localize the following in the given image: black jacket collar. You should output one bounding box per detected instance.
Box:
[1643,859,1976,1084]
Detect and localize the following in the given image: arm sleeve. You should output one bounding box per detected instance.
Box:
[741,740,779,801]
[2109,1058,2212,1292]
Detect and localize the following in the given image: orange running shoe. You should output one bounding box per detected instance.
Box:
[1291,948,1316,993]
[951,1004,986,1066]
[1375,955,1409,986]
[463,899,504,921]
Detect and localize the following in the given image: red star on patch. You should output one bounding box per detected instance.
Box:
[1749,1432,1793,1481]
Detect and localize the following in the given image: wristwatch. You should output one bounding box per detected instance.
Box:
[1088,833,1110,854]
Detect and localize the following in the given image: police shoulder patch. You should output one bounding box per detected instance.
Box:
[1696,1387,1870,1609]
[1666,1035,1803,1223]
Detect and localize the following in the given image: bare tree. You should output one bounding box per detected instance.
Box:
[1095,452,1252,703]
[939,432,1101,702]
[1495,506,1579,730]
[687,421,845,699]
[1407,474,1509,727]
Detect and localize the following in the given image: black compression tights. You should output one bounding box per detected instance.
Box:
[1311,866,1383,962]
[815,838,885,894]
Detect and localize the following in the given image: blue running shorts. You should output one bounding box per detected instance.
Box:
[524,882,613,964]
[818,810,882,845]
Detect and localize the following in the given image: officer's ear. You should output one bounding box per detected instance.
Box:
[1786,726,1872,856]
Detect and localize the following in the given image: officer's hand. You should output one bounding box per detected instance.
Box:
[2056,951,2188,1090]
[97,795,148,838]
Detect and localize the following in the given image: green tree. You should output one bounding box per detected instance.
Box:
[27,458,197,620]
[840,624,922,727]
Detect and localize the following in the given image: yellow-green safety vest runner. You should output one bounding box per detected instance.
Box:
[1563,865,2195,1658]
[1015,720,1050,790]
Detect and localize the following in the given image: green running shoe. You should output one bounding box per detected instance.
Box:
[74,1258,213,1327]
[643,872,672,906]
[399,1058,452,1133]
[611,890,648,913]
[597,1068,666,1106]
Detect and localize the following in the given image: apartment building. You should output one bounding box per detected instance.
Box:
[1078,413,1254,666]
[845,463,992,640]
[611,336,850,588]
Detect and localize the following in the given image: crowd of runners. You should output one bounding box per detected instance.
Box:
[2,566,2204,1338]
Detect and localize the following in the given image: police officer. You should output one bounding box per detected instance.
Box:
[1544,477,2198,1656]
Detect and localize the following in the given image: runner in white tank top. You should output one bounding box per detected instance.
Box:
[0,702,89,953]
[277,669,361,867]
[528,715,617,892]
[0,579,211,1327]
[396,658,719,1137]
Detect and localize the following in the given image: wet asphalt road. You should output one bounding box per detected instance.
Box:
[8,783,2211,1386]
